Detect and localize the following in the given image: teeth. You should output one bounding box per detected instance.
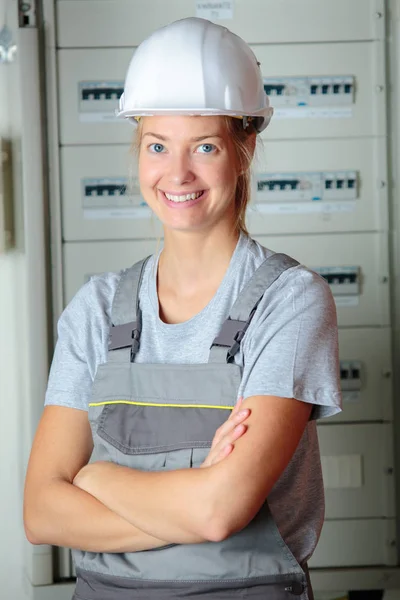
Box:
[164,191,203,202]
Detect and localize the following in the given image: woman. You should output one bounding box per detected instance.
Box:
[24,17,341,600]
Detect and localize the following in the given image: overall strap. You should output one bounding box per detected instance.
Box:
[209,253,299,364]
[108,255,151,360]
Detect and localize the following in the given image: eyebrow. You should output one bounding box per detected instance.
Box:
[142,132,223,142]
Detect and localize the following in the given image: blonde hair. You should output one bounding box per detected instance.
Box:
[221,116,257,235]
[128,116,258,235]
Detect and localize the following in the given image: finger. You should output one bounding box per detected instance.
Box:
[210,443,233,467]
[213,423,247,457]
[220,443,233,458]
[232,423,246,438]
[229,396,243,420]
[206,421,249,468]
[211,408,249,449]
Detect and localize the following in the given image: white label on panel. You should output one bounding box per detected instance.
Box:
[79,112,122,123]
[273,107,353,119]
[251,201,356,215]
[334,296,359,308]
[321,454,363,489]
[196,1,234,19]
[84,207,152,220]
[342,391,361,403]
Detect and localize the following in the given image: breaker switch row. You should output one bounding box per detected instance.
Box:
[340,360,362,391]
[314,266,360,296]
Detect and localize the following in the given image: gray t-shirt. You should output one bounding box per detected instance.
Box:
[45,231,342,564]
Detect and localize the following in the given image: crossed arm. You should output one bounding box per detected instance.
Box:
[24,394,311,552]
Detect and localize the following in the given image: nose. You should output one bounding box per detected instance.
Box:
[167,150,195,187]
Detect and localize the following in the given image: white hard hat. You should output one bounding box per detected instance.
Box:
[117,17,273,133]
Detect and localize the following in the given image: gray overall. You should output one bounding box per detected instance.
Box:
[72,253,314,600]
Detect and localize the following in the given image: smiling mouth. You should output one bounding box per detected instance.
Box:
[163,190,205,203]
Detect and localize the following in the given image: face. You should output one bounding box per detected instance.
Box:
[137,115,239,234]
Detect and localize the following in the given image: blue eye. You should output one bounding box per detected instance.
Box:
[197,143,216,154]
[149,143,165,153]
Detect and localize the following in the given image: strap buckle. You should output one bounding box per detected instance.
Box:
[227,305,259,362]
[130,328,140,362]
[227,329,245,362]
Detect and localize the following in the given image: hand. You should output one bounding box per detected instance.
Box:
[200,397,250,469]
[73,461,115,495]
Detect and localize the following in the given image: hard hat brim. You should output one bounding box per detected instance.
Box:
[115,106,274,133]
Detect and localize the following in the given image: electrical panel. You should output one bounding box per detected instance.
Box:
[254,232,390,328]
[63,233,389,328]
[309,519,397,568]
[58,41,385,146]
[62,240,160,305]
[256,41,386,140]
[248,137,387,235]
[56,0,385,48]
[333,328,393,423]
[318,424,395,518]
[60,145,164,241]
[61,137,387,241]
[58,49,132,146]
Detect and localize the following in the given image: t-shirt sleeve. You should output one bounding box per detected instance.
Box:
[239,266,342,420]
[44,275,114,412]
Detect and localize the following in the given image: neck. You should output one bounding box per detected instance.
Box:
[158,225,241,297]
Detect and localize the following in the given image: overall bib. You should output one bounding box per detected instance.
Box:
[72,252,314,600]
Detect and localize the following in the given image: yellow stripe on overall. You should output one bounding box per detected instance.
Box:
[89,400,233,410]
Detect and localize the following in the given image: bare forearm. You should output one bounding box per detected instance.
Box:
[25,479,171,553]
[75,463,215,543]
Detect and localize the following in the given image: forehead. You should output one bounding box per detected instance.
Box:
[140,115,228,140]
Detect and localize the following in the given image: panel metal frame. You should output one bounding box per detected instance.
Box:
[39,0,400,589]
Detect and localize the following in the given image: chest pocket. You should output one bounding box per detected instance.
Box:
[89,361,241,471]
